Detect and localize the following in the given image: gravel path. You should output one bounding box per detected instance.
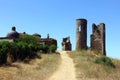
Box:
[49,51,77,80]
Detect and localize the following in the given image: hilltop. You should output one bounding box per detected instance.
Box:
[68,50,120,80]
[0,51,120,80]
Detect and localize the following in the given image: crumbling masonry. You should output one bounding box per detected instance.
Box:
[0,27,57,47]
[90,23,106,55]
[62,36,72,51]
[75,18,106,55]
[76,19,87,50]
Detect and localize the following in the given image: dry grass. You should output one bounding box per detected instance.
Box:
[0,53,61,80]
[68,50,120,80]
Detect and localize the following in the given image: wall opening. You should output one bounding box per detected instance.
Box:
[78,26,81,32]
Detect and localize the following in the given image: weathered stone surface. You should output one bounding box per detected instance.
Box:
[33,34,57,46]
[76,19,87,50]
[0,27,57,47]
[90,23,106,55]
[6,26,19,40]
[0,37,14,42]
[62,36,72,51]
[39,38,57,46]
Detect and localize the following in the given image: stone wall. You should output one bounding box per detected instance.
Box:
[0,37,14,42]
[39,38,57,46]
[76,19,87,50]
[33,34,57,46]
[90,23,106,55]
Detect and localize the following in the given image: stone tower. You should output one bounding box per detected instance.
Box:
[76,19,87,51]
[62,36,72,51]
[90,23,106,55]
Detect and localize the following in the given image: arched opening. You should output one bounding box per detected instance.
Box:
[78,26,81,32]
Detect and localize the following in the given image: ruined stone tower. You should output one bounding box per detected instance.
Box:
[76,19,87,50]
[62,36,72,51]
[90,23,106,55]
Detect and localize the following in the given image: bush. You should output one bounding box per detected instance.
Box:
[7,42,18,62]
[94,56,115,68]
[15,35,42,60]
[0,48,7,64]
[0,35,57,64]
[41,45,57,53]
[0,41,11,64]
[16,42,29,60]
[16,35,39,45]
[49,45,57,53]
[42,45,49,53]
[0,35,42,64]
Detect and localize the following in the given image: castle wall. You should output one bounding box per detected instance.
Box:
[0,37,14,42]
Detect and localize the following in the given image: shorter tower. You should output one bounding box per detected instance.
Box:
[62,36,72,51]
[76,19,87,51]
[90,23,106,55]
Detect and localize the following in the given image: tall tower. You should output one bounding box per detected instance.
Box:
[76,19,87,51]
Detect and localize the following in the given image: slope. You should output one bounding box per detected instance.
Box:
[68,50,120,80]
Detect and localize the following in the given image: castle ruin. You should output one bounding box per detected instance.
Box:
[1,19,106,55]
[62,36,72,51]
[75,18,106,55]
[76,19,87,50]
[0,27,57,47]
[90,23,106,55]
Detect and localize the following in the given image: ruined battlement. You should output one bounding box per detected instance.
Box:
[61,36,72,51]
[91,23,106,55]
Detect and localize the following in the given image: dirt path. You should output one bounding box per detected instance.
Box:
[48,51,77,80]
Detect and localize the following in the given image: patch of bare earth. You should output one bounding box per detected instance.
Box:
[48,51,77,80]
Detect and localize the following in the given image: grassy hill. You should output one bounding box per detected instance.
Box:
[68,50,120,80]
[0,53,61,80]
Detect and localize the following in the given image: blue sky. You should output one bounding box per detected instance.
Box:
[0,0,120,59]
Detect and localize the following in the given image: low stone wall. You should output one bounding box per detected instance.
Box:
[0,37,14,42]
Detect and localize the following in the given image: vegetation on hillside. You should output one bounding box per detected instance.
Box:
[0,35,57,65]
[68,50,120,80]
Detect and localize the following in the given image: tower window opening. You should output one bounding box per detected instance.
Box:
[78,26,81,32]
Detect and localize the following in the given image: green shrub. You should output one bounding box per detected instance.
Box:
[16,35,41,60]
[28,43,38,58]
[0,41,11,63]
[16,42,29,60]
[0,35,58,64]
[0,35,42,64]
[37,45,43,51]
[16,35,39,45]
[49,45,57,53]
[42,45,49,53]
[0,48,7,64]
[41,45,57,53]
[0,41,17,64]
[93,56,115,68]
[5,42,18,62]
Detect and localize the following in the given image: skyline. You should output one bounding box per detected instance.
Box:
[0,0,120,59]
